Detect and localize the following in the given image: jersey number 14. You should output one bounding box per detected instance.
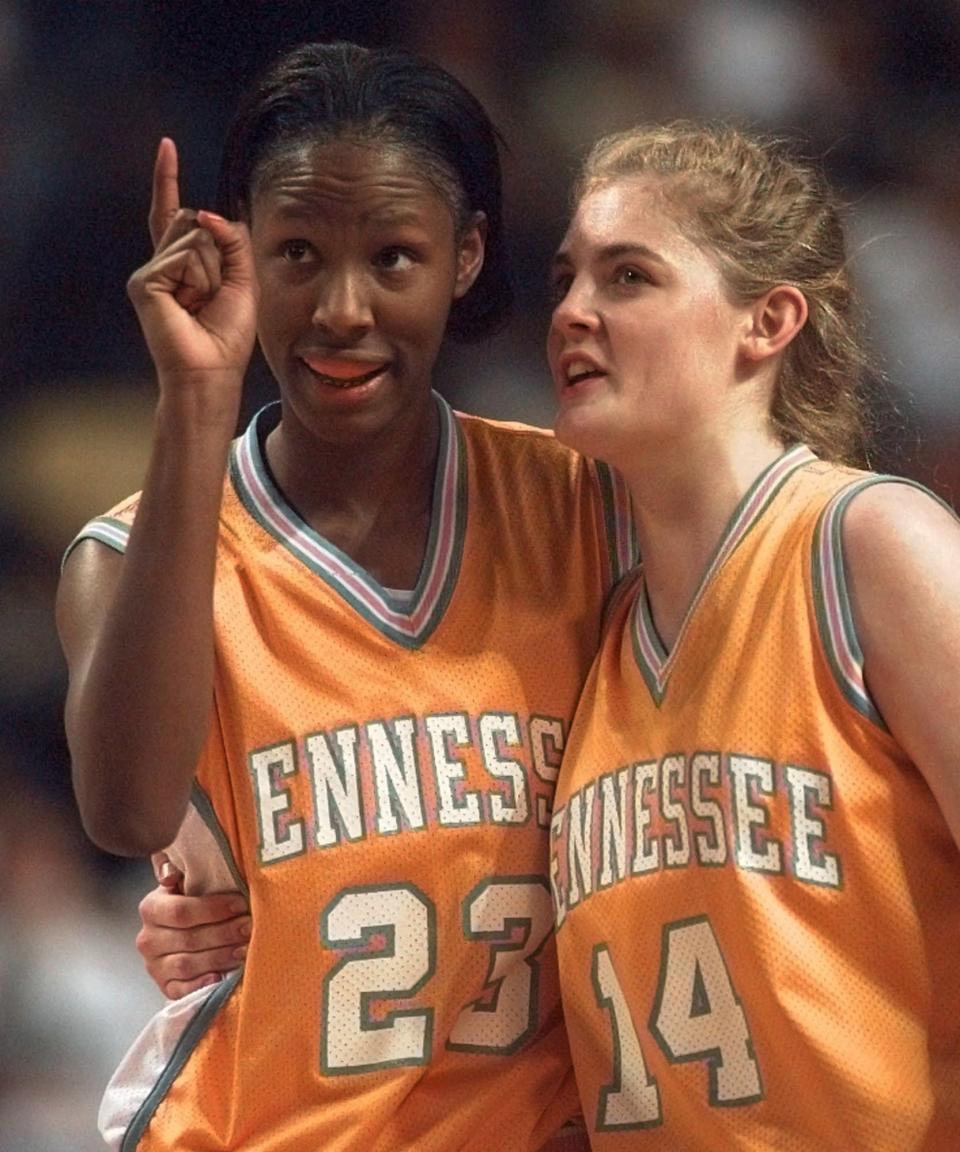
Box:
[592,915,763,1130]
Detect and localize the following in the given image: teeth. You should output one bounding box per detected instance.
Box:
[566,359,601,383]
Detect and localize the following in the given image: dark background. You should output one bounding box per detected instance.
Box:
[2,3,958,1148]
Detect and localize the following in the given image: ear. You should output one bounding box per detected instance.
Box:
[741,285,808,362]
[453,211,487,300]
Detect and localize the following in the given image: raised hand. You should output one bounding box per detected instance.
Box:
[58,142,262,860]
[126,138,258,390]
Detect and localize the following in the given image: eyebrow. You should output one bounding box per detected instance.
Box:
[551,241,668,270]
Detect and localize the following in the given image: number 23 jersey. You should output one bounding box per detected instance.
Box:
[76,396,634,1152]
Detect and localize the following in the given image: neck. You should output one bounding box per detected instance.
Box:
[264,395,441,588]
[621,425,786,650]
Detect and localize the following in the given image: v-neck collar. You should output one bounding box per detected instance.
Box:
[229,392,466,649]
[630,443,816,703]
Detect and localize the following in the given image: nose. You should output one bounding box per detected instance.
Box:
[311,267,374,340]
[550,276,597,340]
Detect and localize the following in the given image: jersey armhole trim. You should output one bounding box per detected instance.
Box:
[811,475,944,730]
[591,461,638,585]
[61,516,131,571]
[190,780,249,899]
[119,969,242,1152]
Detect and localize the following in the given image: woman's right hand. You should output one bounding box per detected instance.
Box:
[137,860,252,1000]
[126,138,258,396]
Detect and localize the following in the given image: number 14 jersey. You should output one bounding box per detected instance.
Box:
[552,448,960,1151]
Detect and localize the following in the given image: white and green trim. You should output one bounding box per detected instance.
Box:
[62,515,131,569]
[190,780,248,898]
[812,477,884,726]
[630,445,817,705]
[593,461,639,582]
[117,969,242,1152]
[810,474,953,728]
[230,396,466,650]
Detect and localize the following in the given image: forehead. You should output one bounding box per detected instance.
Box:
[560,178,688,257]
[249,139,456,227]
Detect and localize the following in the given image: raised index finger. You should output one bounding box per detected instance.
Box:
[148,137,181,249]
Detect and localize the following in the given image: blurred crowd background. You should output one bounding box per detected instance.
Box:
[1,2,958,1148]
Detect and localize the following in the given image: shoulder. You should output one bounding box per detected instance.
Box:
[61,490,143,569]
[454,408,637,580]
[838,477,960,688]
[454,408,555,446]
[56,530,127,668]
[454,407,588,473]
[58,489,142,581]
[840,478,960,587]
[836,478,960,845]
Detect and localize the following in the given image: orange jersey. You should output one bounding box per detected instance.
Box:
[72,396,634,1152]
[551,446,960,1151]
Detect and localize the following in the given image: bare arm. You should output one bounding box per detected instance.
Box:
[844,482,960,849]
[56,140,258,856]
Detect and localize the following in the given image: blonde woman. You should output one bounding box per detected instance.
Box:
[548,122,960,1150]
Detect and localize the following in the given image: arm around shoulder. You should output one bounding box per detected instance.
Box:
[842,481,960,849]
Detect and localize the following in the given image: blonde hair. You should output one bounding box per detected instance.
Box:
[574,121,873,466]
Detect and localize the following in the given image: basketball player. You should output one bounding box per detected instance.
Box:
[547,121,960,1150]
[56,42,635,1151]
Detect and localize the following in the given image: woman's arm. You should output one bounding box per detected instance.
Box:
[844,481,960,849]
[56,140,258,856]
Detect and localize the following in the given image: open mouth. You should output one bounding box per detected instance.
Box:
[301,357,390,389]
[562,356,605,387]
[566,368,605,387]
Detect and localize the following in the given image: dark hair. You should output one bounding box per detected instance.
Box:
[218,40,512,343]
